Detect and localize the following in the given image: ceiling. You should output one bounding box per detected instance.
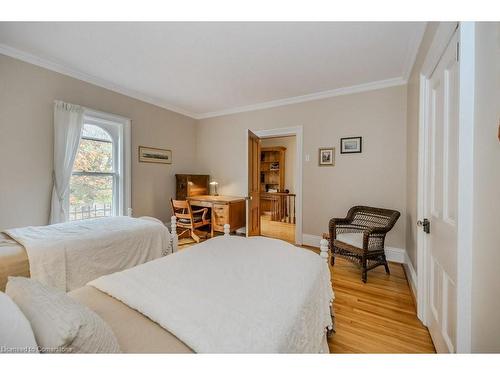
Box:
[0,22,426,119]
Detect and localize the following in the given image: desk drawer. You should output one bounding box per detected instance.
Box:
[213,204,229,227]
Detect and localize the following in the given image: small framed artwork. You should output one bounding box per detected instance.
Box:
[318,147,335,166]
[138,146,172,164]
[340,137,362,154]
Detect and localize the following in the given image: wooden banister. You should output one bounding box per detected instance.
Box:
[262,192,296,223]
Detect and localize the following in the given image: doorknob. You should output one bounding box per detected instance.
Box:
[417,218,431,234]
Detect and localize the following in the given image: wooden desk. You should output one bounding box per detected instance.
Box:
[187,195,246,235]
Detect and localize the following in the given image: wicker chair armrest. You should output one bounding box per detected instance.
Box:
[329,217,365,246]
[362,227,390,250]
[329,217,350,226]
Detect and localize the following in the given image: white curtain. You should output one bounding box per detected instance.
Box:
[49,101,85,224]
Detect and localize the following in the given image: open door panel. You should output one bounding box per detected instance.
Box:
[247,130,261,236]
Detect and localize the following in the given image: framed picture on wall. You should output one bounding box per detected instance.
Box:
[138,146,172,164]
[340,137,362,154]
[318,147,335,166]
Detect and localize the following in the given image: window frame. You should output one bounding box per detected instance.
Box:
[70,109,131,219]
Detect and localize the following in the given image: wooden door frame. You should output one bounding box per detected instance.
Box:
[245,126,303,245]
[417,22,474,353]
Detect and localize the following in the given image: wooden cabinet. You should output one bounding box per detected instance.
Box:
[175,174,209,200]
[260,147,286,193]
[260,147,286,214]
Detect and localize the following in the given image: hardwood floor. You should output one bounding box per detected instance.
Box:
[260,214,295,243]
[324,255,435,353]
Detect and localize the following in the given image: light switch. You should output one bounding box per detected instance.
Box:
[305,154,310,162]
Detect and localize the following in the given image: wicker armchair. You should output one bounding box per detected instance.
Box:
[329,206,400,283]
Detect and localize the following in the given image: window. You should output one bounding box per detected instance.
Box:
[69,112,130,221]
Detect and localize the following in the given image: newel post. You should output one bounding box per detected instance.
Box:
[224,224,231,237]
[171,216,178,253]
[320,238,329,263]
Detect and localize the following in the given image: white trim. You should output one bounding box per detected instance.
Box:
[455,22,474,354]
[404,253,418,301]
[402,23,428,81]
[385,247,407,264]
[416,72,428,322]
[253,126,303,245]
[123,119,132,215]
[421,23,458,76]
[302,234,322,248]
[198,77,406,119]
[80,108,132,217]
[302,234,408,264]
[0,43,198,119]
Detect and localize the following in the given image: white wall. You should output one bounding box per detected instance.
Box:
[0,54,198,230]
[471,21,500,353]
[261,136,296,193]
[196,85,408,248]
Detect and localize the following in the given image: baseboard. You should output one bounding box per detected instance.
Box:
[302,234,322,247]
[385,246,406,263]
[302,233,407,264]
[404,253,418,301]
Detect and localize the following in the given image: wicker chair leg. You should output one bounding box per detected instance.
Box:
[384,257,390,275]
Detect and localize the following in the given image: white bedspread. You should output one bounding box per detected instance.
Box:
[4,216,171,292]
[89,236,333,353]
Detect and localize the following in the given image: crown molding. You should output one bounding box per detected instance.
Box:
[0,43,199,119]
[197,76,407,119]
[401,22,427,81]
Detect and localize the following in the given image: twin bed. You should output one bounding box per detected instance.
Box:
[1,217,334,353]
[0,216,172,291]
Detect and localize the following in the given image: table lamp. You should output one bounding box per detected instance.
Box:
[209,181,219,196]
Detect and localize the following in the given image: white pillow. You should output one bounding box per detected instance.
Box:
[0,291,38,353]
[6,277,120,353]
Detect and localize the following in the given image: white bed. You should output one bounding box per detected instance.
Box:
[79,223,334,353]
[1,216,173,292]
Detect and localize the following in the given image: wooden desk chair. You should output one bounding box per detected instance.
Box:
[170,199,211,243]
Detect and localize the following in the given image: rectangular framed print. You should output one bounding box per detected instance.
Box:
[318,147,335,166]
[340,137,362,154]
[138,146,172,164]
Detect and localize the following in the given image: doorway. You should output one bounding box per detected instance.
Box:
[246,126,303,245]
[259,135,297,243]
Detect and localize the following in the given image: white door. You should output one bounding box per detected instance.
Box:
[422,30,459,353]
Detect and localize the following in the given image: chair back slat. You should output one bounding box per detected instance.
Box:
[171,199,190,209]
[171,199,194,217]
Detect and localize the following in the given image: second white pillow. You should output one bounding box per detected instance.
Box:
[6,277,120,353]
